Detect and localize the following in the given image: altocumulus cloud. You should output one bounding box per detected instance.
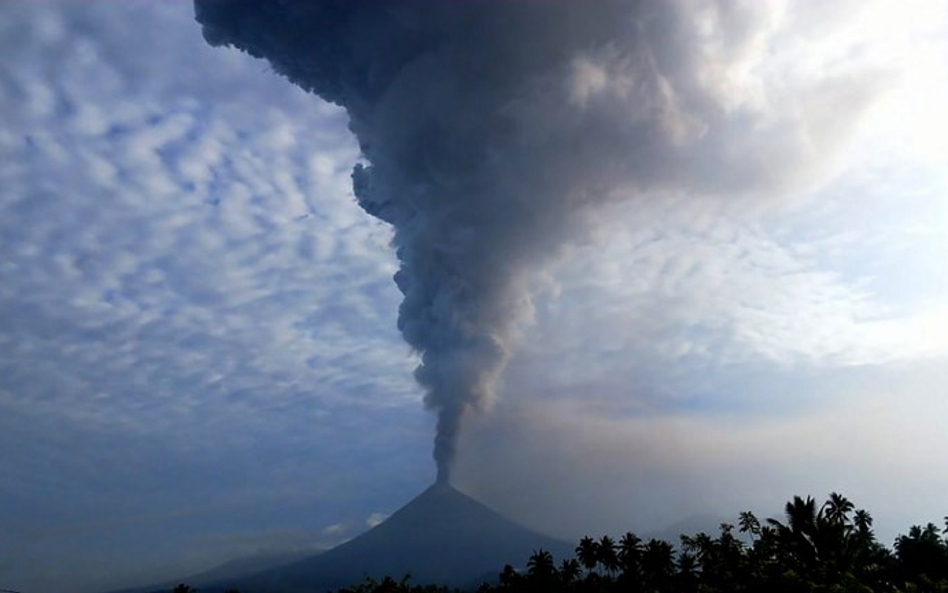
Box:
[0,3,430,593]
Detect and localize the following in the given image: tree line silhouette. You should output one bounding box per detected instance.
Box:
[171,492,948,593]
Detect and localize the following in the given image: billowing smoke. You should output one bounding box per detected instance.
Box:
[195,1,876,483]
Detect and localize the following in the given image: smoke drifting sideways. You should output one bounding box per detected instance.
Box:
[195,0,878,484]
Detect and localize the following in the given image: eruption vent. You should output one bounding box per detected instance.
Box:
[195,1,877,482]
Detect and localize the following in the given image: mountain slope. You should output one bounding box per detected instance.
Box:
[203,483,573,592]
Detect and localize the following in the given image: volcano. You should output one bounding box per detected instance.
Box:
[198,483,573,592]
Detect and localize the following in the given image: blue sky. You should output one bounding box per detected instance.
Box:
[2,2,947,593]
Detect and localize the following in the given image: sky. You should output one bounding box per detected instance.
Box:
[1,2,947,592]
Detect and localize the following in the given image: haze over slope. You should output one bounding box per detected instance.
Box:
[202,483,573,592]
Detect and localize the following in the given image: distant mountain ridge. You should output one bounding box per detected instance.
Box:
[188,483,574,593]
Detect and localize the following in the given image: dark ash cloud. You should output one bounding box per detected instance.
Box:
[195,0,880,482]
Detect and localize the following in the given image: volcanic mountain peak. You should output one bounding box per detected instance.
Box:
[201,483,573,593]
[379,481,512,528]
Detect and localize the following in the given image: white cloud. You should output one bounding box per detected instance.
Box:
[518,197,945,390]
[322,522,347,537]
[366,512,388,529]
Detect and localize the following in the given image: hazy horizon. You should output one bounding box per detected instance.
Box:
[2,2,947,592]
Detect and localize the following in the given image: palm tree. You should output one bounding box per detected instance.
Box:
[784,495,820,535]
[823,492,855,526]
[618,531,643,579]
[559,558,581,586]
[641,539,675,591]
[681,532,714,568]
[527,549,555,580]
[716,523,745,564]
[576,536,599,575]
[850,508,877,564]
[853,509,873,537]
[497,564,521,590]
[767,495,820,571]
[597,535,619,576]
[895,523,948,583]
[675,550,699,590]
[739,511,761,539]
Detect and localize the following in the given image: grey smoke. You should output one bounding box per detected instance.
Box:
[194,0,878,483]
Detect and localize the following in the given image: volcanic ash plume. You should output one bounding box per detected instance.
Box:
[195,0,878,483]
